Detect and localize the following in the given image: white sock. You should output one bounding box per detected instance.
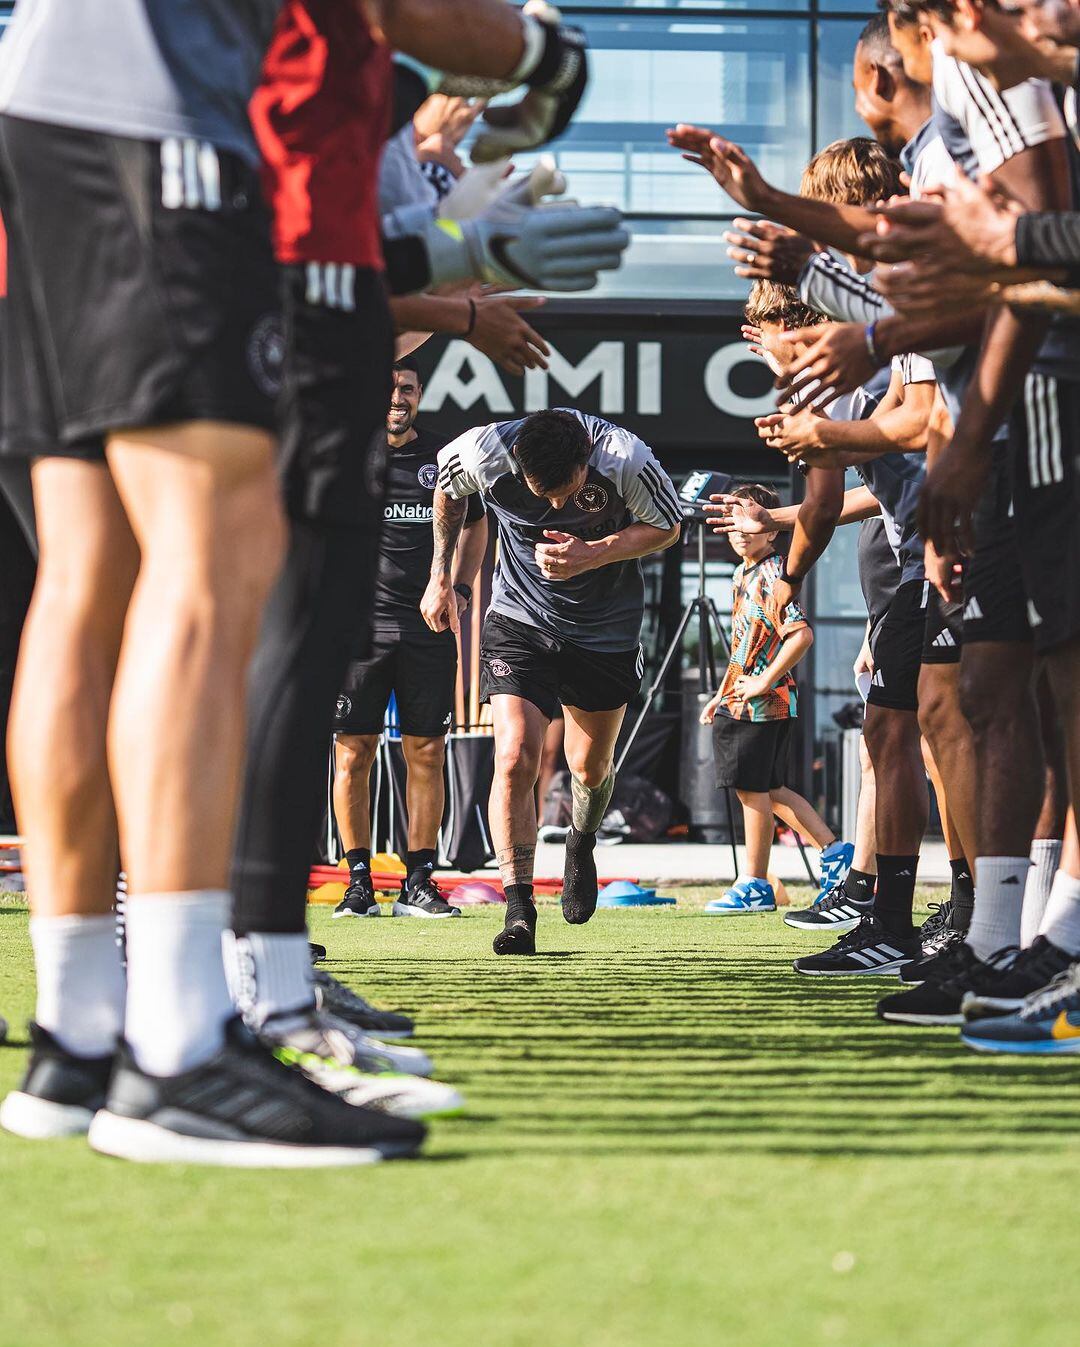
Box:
[1038,869,1080,956]
[29,913,126,1058]
[1020,838,1063,947]
[222,930,312,1028]
[123,891,234,1076]
[968,857,1030,959]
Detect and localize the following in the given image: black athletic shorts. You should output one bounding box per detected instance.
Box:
[961,442,1032,645]
[479,611,643,721]
[921,586,963,665]
[867,578,927,711]
[0,117,280,459]
[333,628,457,738]
[1010,371,1080,653]
[712,714,792,793]
[277,264,392,527]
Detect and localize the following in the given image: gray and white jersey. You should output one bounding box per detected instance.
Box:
[437,411,681,652]
[0,0,281,164]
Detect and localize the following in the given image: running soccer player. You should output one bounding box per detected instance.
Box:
[332,358,488,919]
[0,0,420,1165]
[422,410,682,955]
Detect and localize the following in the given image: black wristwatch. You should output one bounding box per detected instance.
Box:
[778,561,803,588]
[453,583,473,608]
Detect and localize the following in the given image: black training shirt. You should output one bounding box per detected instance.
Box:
[375,427,485,634]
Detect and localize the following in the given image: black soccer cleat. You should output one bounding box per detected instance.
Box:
[561,826,598,925]
[793,915,921,976]
[0,1022,114,1139]
[312,967,415,1039]
[392,876,461,919]
[333,870,380,918]
[87,1017,425,1167]
[877,944,1019,1026]
[493,919,537,956]
[783,884,870,933]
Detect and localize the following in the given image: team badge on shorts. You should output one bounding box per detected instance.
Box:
[574,482,608,512]
[246,313,285,398]
[418,463,438,489]
[488,658,512,678]
[335,694,353,720]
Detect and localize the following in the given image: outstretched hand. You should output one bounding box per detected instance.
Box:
[704,492,774,536]
[665,125,769,212]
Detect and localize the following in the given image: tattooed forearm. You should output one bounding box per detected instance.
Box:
[431,488,468,576]
[497,844,536,888]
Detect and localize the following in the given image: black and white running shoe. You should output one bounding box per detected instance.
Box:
[783,885,870,933]
[87,1017,425,1167]
[0,1022,113,1139]
[960,937,1077,1019]
[312,968,415,1040]
[333,870,380,918]
[918,899,954,945]
[392,876,461,919]
[793,915,920,976]
[877,945,1018,1026]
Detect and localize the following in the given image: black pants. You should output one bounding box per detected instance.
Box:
[230,269,391,935]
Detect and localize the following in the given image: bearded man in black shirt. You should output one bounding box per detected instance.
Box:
[332,359,487,918]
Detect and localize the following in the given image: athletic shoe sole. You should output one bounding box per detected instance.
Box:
[960,993,1027,1018]
[960,1034,1080,1055]
[794,959,912,977]
[332,907,381,919]
[390,903,460,919]
[703,905,776,917]
[86,1111,415,1167]
[877,1009,964,1026]
[783,914,861,932]
[0,1091,97,1139]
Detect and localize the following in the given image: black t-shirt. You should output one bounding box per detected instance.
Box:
[374,426,485,633]
[857,516,901,627]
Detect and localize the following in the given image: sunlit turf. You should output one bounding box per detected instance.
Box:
[1,886,1078,1347]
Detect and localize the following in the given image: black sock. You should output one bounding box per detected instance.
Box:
[873,855,918,936]
[345,848,371,874]
[843,869,876,906]
[949,857,975,931]
[504,883,536,927]
[406,848,437,890]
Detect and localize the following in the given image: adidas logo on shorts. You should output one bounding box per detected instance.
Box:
[963,596,984,622]
[870,670,885,688]
[931,630,956,648]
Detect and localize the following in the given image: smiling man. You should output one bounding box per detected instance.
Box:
[422,410,681,955]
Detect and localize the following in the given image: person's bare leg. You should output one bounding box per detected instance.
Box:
[918,663,977,864]
[1037,641,1080,955]
[862,704,928,936]
[960,642,1043,958]
[536,713,566,826]
[561,703,626,924]
[921,724,976,932]
[333,734,380,852]
[738,790,776,879]
[922,736,960,860]
[402,735,446,852]
[490,694,548,953]
[5,458,136,1068]
[106,423,285,1075]
[770,786,834,851]
[1022,669,1068,944]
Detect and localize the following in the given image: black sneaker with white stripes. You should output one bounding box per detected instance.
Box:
[918,899,953,945]
[392,876,461,919]
[793,915,920,976]
[0,1022,114,1139]
[312,967,415,1039]
[86,1017,425,1167]
[783,884,870,933]
[877,945,1018,1026]
[333,869,380,918]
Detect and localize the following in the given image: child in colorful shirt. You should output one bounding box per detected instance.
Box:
[700,484,852,914]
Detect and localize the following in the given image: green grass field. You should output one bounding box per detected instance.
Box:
[1,886,1078,1347]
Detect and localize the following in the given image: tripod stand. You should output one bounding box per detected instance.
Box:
[616,519,741,878]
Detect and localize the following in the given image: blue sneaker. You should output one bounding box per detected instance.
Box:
[815,841,854,903]
[704,878,776,915]
[961,962,1080,1055]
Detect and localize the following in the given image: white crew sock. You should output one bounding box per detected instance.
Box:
[967,857,1030,959]
[1038,869,1080,956]
[222,930,313,1029]
[1020,838,1063,947]
[29,913,126,1058]
[123,891,234,1076]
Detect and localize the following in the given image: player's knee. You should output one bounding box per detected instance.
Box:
[959,657,1026,736]
[863,706,917,764]
[495,737,541,790]
[403,736,446,774]
[917,677,954,746]
[336,735,378,777]
[567,757,611,790]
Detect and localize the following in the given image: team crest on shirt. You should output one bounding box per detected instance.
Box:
[573,482,608,512]
[246,313,285,398]
[418,463,438,489]
[336,694,353,719]
[488,659,512,677]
